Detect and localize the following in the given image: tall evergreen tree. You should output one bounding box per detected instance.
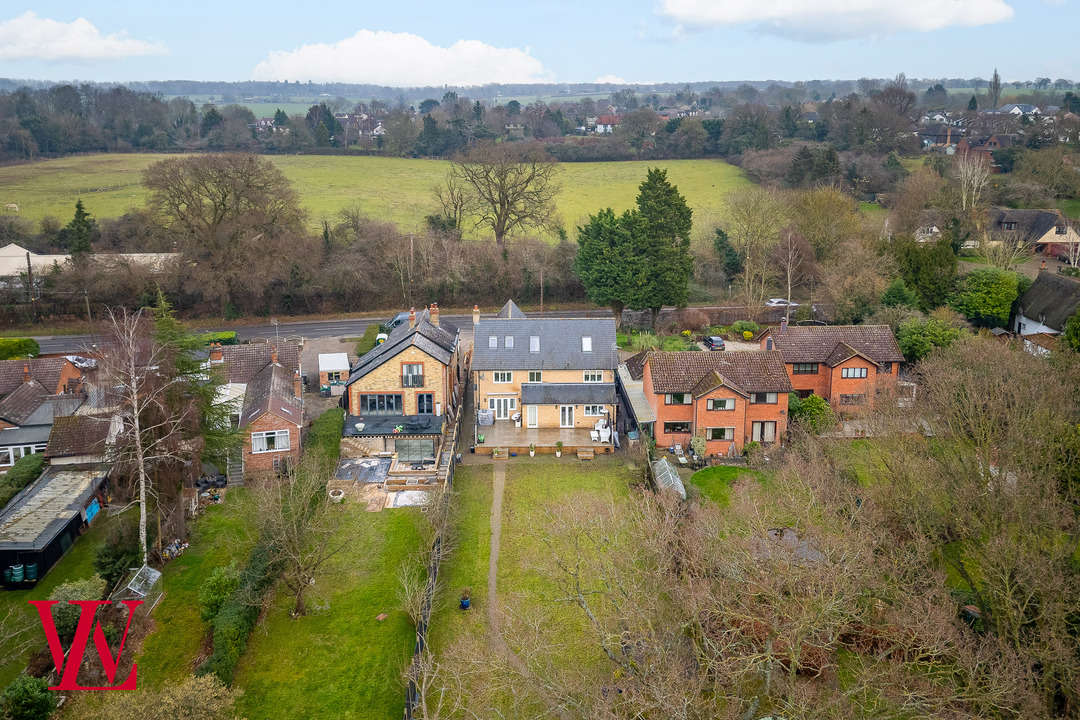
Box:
[65,199,95,255]
[632,168,694,324]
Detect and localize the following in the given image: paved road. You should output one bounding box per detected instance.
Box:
[31,308,619,355]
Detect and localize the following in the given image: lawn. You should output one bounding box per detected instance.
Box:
[136,490,256,685]
[0,508,133,688]
[231,501,422,720]
[0,155,750,239]
[1061,199,1080,219]
[687,464,764,505]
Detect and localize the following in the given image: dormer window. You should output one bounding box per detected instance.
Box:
[582,336,592,352]
[1002,221,1016,231]
[530,336,540,352]
[488,336,497,348]
[1057,225,1067,235]
[505,336,514,348]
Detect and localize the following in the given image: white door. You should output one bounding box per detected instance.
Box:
[526,405,538,428]
[490,397,516,420]
[560,405,574,428]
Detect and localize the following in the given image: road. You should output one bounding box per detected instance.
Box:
[30,309,619,355]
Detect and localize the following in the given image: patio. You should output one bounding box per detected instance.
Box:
[474,423,615,455]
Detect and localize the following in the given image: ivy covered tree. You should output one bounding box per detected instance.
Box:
[896,315,965,362]
[788,393,835,434]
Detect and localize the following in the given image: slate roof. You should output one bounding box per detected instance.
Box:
[495,299,526,319]
[218,343,300,383]
[624,351,648,381]
[0,358,74,398]
[992,207,1066,241]
[45,414,113,458]
[472,317,617,371]
[1017,273,1080,331]
[646,351,793,395]
[0,380,50,426]
[240,362,302,428]
[0,425,52,446]
[520,383,616,405]
[347,308,457,385]
[764,326,904,366]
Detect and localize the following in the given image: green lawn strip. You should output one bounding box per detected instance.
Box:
[1060,199,1080,219]
[427,465,492,651]
[687,465,764,506]
[0,508,133,687]
[232,504,421,720]
[136,490,256,685]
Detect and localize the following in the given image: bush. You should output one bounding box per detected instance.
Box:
[308,408,345,460]
[676,309,710,333]
[742,330,754,340]
[616,332,629,348]
[0,453,45,509]
[355,324,380,357]
[742,441,762,458]
[94,515,146,589]
[197,331,238,346]
[48,576,108,639]
[788,393,835,434]
[0,338,40,361]
[199,565,240,624]
[628,332,661,352]
[730,320,760,335]
[1,675,56,720]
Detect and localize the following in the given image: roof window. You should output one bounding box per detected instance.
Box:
[488,336,497,348]
[505,336,514,348]
[530,336,540,352]
[582,336,592,352]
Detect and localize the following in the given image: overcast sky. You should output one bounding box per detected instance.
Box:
[0,1,1076,87]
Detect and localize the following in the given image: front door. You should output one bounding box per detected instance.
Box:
[560,405,575,428]
[490,397,516,420]
[526,405,538,428]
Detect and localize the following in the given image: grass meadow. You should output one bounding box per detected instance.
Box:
[0,154,751,239]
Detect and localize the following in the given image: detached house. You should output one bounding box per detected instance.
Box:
[758,324,904,412]
[472,301,617,453]
[342,305,461,463]
[1013,271,1080,337]
[642,351,793,456]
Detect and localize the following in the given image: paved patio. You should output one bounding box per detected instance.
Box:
[474,423,615,454]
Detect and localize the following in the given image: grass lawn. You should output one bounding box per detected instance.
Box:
[688,464,764,505]
[859,201,886,214]
[0,508,134,688]
[0,155,750,239]
[231,501,422,720]
[136,489,256,685]
[1061,199,1080,219]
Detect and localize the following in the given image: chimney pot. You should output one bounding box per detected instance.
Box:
[409,307,416,329]
[271,346,279,365]
[22,363,30,383]
[472,305,480,325]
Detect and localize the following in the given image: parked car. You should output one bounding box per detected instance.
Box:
[765,298,800,308]
[704,336,725,351]
[1057,253,1075,265]
[385,311,410,329]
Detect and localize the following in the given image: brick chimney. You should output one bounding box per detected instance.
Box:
[409,307,416,329]
[271,345,279,365]
[473,305,480,325]
[293,370,302,398]
[430,302,439,327]
[210,342,223,364]
[22,363,30,383]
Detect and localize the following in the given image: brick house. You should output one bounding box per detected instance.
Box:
[472,301,617,451]
[642,351,793,456]
[758,324,904,413]
[342,305,461,462]
[0,357,83,399]
[211,342,303,479]
[0,370,84,472]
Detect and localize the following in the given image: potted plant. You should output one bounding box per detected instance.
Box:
[460,586,472,610]
[555,441,563,458]
[529,443,536,457]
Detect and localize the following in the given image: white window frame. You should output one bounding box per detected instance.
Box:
[402,363,424,387]
[583,405,602,416]
[750,392,778,404]
[530,336,540,353]
[706,398,734,411]
[583,370,603,383]
[488,335,497,348]
[527,370,542,383]
[581,336,592,352]
[0,444,46,467]
[251,429,291,454]
[505,336,514,348]
[493,371,513,384]
[526,404,538,428]
[842,367,868,379]
[706,427,735,441]
[663,421,691,434]
[665,393,693,405]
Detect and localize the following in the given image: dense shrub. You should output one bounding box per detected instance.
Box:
[199,565,240,624]
[0,338,40,360]
[307,408,345,461]
[0,453,45,509]
[730,320,760,335]
[48,576,108,639]
[197,331,238,346]
[788,393,836,434]
[94,515,146,589]
[197,540,279,684]
[628,332,661,352]
[676,309,710,333]
[1,675,56,720]
[355,324,380,356]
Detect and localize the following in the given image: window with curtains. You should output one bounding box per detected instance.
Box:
[665,393,693,405]
[750,392,777,404]
[706,427,734,441]
[841,367,868,379]
[707,398,734,411]
[252,429,291,453]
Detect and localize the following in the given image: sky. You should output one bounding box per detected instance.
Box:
[0,1,1076,87]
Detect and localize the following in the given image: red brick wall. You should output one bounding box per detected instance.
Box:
[56,362,83,395]
[644,361,693,450]
[692,386,746,455]
[828,357,877,413]
[243,412,301,475]
[745,392,789,445]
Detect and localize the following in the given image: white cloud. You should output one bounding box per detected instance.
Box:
[0,12,165,61]
[252,30,551,86]
[657,0,1015,41]
[595,75,628,84]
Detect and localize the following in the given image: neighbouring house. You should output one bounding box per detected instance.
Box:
[954,135,1014,170]
[997,103,1040,116]
[211,342,303,479]
[45,414,120,466]
[758,323,904,412]
[642,350,793,456]
[595,115,621,133]
[318,353,350,397]
[0,368,84,473]
[989,208,1080,259]
[472,301,618,453]
[342,304,462,465]
[0,243,179,279]
[0,357,84,399]
[1013,271,1080,336]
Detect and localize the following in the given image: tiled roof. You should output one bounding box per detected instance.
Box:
[472,317,617,371]
[218,343,300,384]
[0,358,74,398]
[765,326,904,365]
[347,309,457,385]
[992,207,1065,240]
[519,383,616,405]
[0,380,50,426]
[646,351,793,395]
[240,362,301,428]
[1018,273,1080,331]
[624,351,648,381]
[45,414,113,458]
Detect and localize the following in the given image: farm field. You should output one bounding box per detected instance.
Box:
[0,154,751,238]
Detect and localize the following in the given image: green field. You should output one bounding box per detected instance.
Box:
[0,154,751,238]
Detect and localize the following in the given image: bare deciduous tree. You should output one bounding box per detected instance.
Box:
[953,151,990,213]
[724,186,788,312]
